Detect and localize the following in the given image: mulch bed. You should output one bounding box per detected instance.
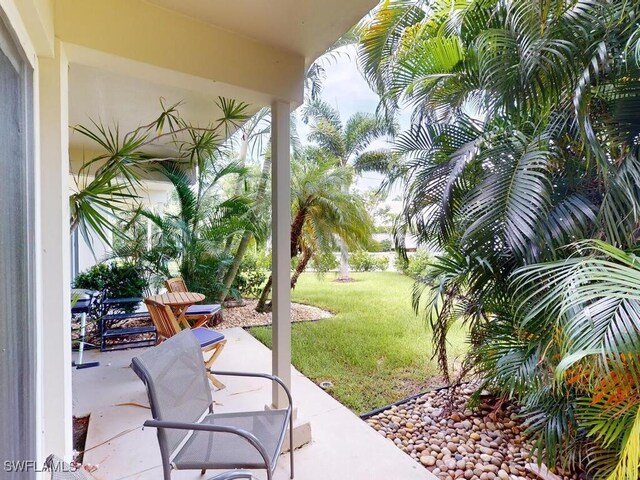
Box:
[73,415,89,463]
[218,299,333,329]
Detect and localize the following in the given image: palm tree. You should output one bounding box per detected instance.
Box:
[302,99,396,280]
[120,162,254,301]
[255,152,373,312]
[217,34,359,301]
[70,98,249,248]
[357,1,640,477]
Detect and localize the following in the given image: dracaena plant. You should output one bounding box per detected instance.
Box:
[70,97,249,248]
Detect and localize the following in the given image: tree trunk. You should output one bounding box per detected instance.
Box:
[291,248,312,290]
[338,238,350,280]
[290,208,307,257]
[337,180,351,281]
[255,208,306,312]
[255,274,272,313]
[219,230,252,300]
[222,130,250,258]
[218,151,272,301]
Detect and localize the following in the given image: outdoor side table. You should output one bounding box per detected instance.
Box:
[147,292,205,327]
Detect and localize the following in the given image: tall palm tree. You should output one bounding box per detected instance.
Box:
[302,99,396,280]
[255,152,373,312]
[358,1,640,478]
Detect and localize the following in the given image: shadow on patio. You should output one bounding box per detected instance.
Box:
[72,327,433,480]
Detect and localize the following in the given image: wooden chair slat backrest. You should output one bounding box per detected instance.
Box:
[165,277,188,293]
[144,298,182,341]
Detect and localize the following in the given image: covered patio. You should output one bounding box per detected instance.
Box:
[0,0,412,471]
[73,328,433,480]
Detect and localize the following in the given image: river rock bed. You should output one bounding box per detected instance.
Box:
[365,385,579,480]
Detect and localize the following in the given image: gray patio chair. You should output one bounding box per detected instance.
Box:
[131,329,294,480]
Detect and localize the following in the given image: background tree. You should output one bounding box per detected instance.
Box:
[302,99,397,280]
[255,152,373,312]
[357,0,640,478]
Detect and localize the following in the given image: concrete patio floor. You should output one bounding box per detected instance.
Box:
[73,327,434,480]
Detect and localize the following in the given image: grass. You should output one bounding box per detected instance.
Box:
[250,271,468,414]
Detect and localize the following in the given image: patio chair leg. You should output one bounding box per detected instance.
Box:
[201,468,206,475]
[290,412,294,479]
[207,372,226,390]
[204,340,227,389]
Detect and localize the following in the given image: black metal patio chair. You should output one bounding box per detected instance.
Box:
[131,329,294,480]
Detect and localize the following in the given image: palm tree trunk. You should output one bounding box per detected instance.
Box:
[338,239,350,280]
[255,274,272,313]
[255,208,306,312]
[218,152,271,301]
[337,179,351,281]
[291,248,311,289]
[219,230,253,300]
[222,131,250,258]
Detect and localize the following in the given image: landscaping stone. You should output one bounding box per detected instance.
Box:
[364,383,580,480]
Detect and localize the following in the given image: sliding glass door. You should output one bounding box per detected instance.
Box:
[0,11,36,475]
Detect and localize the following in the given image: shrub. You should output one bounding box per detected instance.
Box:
[379,239,393,252]
[349,251,389,272]
[395,252,409,273]
[231,249,269,299]
[367,240,384,252]
[233,269,267,298]
[311,251,339,273]
[404,250,433,278]
[73,262,148,315]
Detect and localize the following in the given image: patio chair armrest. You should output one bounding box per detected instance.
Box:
[143,419,272,471]
[208,370,293,409]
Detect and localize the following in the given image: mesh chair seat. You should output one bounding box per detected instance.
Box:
[173,409,289,470]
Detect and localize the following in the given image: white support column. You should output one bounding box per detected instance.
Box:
[38,40,72,459]
[271,100,292,408]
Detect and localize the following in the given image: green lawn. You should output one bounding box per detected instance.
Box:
[250,271,467,414]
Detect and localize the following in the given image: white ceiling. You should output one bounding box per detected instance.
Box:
[68,63,255,152]
[141,0,375,65]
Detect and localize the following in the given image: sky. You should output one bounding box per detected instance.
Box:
[298,46,411,207]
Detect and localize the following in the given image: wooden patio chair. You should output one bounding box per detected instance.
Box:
[164,277,223,326]
[131,330,293,480]
[144,298,227,390]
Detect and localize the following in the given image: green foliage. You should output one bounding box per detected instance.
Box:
[233,269,267,299]
[349,251,389,272]
[310,251,339,274]
[232,249,269,298]
[301,100,398,278]
[379,239,393,252]
[91,99,256,303]
[74,262,148,299]
[401,250,433,278]
[357,0,640,477]
[70,98,249,248]
[73,262,148,314]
